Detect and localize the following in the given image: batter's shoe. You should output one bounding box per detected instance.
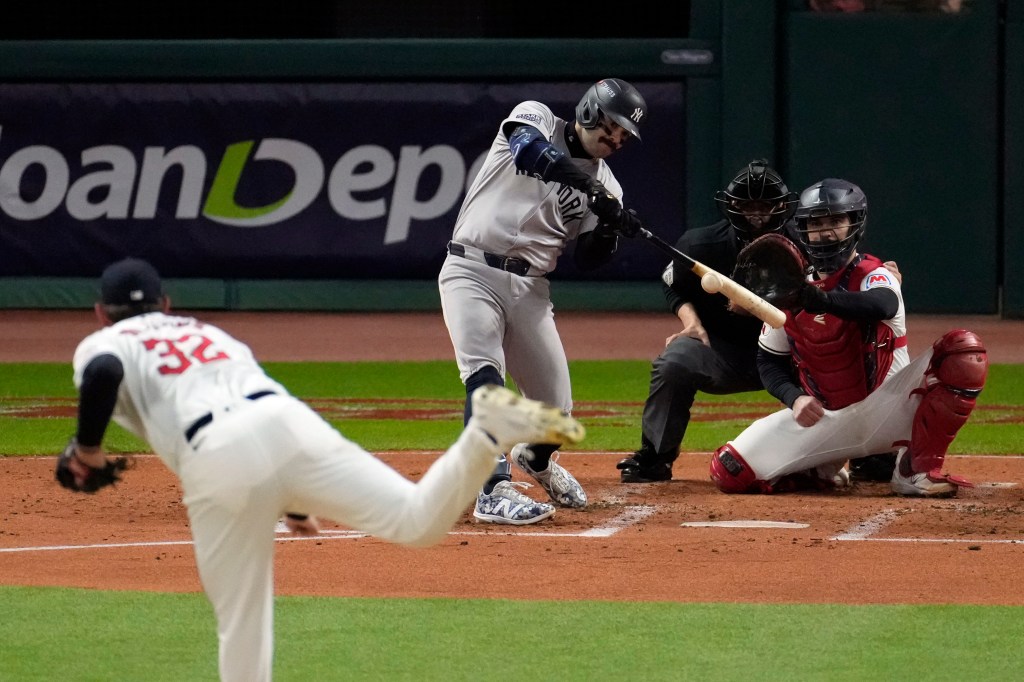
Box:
[470,386,585,452]
[473,480,556,525]
[889,449,967,498]
[511,445,587,509]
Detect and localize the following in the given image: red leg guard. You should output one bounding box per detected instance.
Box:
[908,330,989,473]
[931,329,988,391]
[710,444,770,494]
[909,385,977,472]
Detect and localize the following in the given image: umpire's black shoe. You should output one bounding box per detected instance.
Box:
[849,452,898,482]
[620,461,672,483]
[617,444,673,483]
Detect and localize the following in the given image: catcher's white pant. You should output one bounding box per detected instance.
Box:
[728,350,934,482]
[178,394,498,682]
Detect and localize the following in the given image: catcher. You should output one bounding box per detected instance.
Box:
[56,257,585,682]
[711,178,988,497]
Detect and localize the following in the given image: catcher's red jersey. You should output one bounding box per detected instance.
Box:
[760,254,908,408]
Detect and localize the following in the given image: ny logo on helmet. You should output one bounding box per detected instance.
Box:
[630,108,644,123]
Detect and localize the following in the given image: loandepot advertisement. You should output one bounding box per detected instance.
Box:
[0,82,684,280]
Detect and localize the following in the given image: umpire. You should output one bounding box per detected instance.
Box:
[618,159,797,482]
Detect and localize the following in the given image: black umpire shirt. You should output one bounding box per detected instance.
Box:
[662,219,765,345]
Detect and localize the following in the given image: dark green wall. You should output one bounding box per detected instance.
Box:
[1005,1,1024,317]
[782,6,1000,314]
[717,2,1017,317]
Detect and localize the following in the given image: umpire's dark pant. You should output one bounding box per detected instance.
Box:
[642,334,761,461]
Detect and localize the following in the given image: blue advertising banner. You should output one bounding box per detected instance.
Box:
[0,82,685,280]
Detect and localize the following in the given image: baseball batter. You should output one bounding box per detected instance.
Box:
[439,78,647,524]
[59,258,585,681]
[709,179,989,496]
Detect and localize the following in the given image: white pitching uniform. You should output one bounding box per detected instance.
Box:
[439,100,621,408]
[73,312,502,682]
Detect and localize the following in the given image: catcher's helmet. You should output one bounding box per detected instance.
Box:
[793,178,868,273]
[576,78,647,141]
[714,159,797,245]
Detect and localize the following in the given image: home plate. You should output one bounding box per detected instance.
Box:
[681,520,809,529]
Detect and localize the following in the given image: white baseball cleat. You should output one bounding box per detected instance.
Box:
[473,480,555,525]
[890,449,959,498]
[470,385,585,451]
[511,444,587,509]
[830,465,851,489]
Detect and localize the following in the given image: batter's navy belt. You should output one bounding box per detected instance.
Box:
[447,240,533,277]
[185,390,276,443]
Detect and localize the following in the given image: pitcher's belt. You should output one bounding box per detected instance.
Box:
[185,390,277,443]
[447,241,534,277]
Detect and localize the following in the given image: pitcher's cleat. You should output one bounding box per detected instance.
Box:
[470,385,585,451]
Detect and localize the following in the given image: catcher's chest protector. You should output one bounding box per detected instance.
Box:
[786,255,896,409]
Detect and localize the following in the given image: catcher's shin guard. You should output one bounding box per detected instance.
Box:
[906,329,988,473]
[710,444,769,494]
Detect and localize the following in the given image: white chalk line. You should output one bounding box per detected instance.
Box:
[836,537,1024,545]
[829,507,1024,544]
[832,509,901,540]
[1,506,658,554]
[373,451,1024,460]
[0,532,368,554]
[452,504,658,538]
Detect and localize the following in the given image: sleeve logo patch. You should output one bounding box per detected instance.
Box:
[866,273,892,288]
[515,113,542,124]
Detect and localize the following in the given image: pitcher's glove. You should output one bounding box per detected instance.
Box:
[55,438,132,494]
[732,233,810,310]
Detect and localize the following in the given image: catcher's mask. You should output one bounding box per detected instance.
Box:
[794,178,867,273]
[576,78,647,141]
[714,159,797,245]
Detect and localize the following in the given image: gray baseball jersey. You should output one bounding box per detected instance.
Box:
[452,100,622,273]
[440,99,623,406]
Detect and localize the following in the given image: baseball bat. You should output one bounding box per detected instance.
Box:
[637,227,787,329]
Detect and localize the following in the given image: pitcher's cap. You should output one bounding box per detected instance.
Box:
[100,258,163,305]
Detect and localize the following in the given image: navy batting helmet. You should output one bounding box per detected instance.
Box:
[793,178,868,273]
[714,159,797,245]
[576,78,647,141]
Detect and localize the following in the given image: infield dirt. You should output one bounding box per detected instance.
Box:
[1,311,1022,604]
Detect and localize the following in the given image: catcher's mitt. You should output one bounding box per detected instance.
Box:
[55,438,132,494]
[732,233,810,310]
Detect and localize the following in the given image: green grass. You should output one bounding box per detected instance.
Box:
[2,361,1023,680]
[2,362,1022,455]
[2,586,1022,681]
